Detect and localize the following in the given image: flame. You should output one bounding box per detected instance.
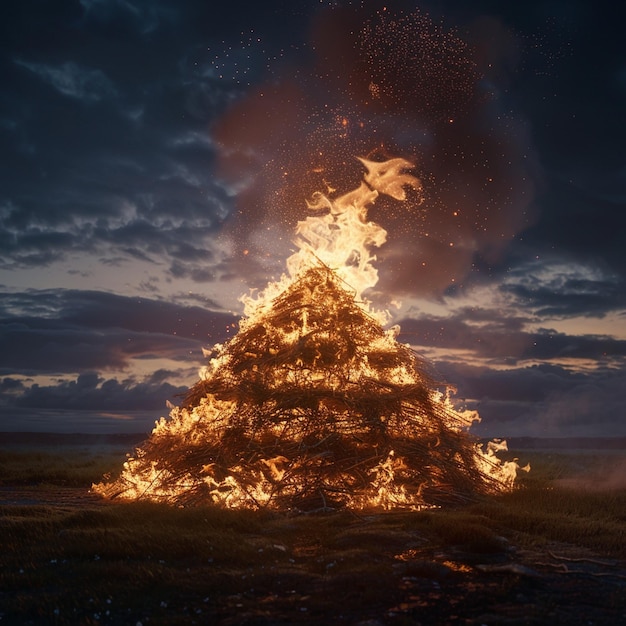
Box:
[94,157,525,511]
[243,157,420,325]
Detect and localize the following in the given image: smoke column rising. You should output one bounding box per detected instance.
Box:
[214,5,537,300]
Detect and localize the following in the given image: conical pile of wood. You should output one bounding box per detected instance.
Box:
[95,264,511,511]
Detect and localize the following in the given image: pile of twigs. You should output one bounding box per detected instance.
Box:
[96,265,506,510]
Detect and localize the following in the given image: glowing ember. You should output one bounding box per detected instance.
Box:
[94,158,525,511]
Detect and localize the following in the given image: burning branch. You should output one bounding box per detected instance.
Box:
[94,158,522,511]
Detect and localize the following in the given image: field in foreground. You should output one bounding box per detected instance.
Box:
[0,436,625,625]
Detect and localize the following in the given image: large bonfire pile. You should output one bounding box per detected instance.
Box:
[94,158,521,511]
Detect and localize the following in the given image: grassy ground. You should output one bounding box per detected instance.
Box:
[0,444,127,488]
[0,443,625,625]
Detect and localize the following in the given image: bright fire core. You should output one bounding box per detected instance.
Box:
[94,158,525,511]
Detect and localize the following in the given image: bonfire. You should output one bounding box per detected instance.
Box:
[94,158,521,511]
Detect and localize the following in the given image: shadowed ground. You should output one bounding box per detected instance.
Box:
[0,436,625,625]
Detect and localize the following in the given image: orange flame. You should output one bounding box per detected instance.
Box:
[93,157,526,510]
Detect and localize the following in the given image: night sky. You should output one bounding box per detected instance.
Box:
[1,0,625,437]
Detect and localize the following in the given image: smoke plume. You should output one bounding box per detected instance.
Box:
[214,5,536,300]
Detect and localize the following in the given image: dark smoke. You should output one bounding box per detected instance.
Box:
[214,5,537,300]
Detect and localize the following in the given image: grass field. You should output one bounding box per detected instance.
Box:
[1,438,625,625]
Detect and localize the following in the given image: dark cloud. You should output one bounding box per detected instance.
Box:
[502,268,626,319]
[0,289,236,375]
[398,313,626,365]
[440,363,626,438]
[517,179,626,281]
[503,1,626,288]
[12,371,184,412]
[0,376,25,394]
[441,362,584,404]
[0,0,241,276]
[396,303,626,436]
[0,287,236,432]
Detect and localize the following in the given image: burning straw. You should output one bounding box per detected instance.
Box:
[94,158,522,511]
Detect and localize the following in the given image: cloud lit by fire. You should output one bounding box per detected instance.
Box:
[215,6,536,299]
